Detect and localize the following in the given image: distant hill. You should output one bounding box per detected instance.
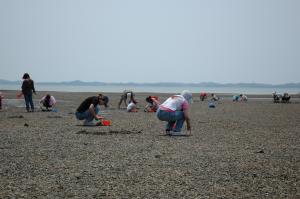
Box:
[0,79,300,88]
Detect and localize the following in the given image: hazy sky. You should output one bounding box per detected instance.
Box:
[1,0,299,84]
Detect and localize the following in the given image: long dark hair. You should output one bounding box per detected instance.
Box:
[146,96,153,103]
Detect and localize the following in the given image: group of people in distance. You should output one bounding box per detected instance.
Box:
[117,90,160,113]
[15,73,193,135]
[233,94,248,102]
[4,73,294,136]
[10,72,292,136]
[200,92,219,102]
[272,92,291,103]
[19,73,57,112]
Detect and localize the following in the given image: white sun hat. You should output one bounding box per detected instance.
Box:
[181,90,193,104]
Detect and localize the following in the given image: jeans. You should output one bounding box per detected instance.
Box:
[24,93,34,111]
[75,106,100,122]
[156,109,185,132]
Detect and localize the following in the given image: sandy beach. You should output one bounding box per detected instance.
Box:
[0,90,299,198]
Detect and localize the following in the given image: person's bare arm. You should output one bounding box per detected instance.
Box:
[183,109,191,131]
[88,104,102,119]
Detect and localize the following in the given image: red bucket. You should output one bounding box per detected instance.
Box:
[102,120,111,126]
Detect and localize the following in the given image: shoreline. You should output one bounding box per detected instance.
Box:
[1,83,300,95]
[1,89,299,100]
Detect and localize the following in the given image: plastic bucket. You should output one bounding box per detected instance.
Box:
[102,120,111,126]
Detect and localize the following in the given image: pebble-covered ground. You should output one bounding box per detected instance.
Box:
[0,91,299,198]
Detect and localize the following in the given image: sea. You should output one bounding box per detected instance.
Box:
[1,83,299,94]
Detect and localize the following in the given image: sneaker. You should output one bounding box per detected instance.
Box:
[83,120,96,126]
[165,129,171,135]
[170,129,182,136]
[170,132,182,136]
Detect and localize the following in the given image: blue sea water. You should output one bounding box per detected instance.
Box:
[1,83,299,94]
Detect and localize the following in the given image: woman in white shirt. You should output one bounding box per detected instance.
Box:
[127,99,138,112]
[156,90,192,135]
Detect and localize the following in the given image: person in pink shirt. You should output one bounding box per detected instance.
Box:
[156,90,193,135]
[39,94,57,111]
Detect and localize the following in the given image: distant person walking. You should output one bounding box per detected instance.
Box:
[156,90,193,135]
[21,73,36,112]
[118,90,135,109]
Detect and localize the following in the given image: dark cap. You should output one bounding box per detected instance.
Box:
[103,96,109,107]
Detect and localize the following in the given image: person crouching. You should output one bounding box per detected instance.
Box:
[75,94,107,126]
[156,90,192,135]
[127,99,138,112]
[40,94,56,111]
[144,96,159,112]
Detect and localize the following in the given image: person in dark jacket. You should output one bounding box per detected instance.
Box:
[21,73,36,112]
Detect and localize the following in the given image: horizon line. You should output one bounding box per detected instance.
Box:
[1,79,300,86]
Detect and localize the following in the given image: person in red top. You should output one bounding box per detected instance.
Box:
[144,96,160,112]
[200,92,207,101]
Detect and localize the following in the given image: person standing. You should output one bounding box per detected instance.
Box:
[156,90,193,135]
[21,73,36,112]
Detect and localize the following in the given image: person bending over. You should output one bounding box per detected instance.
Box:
[40,94,56,111]
[127,99,138,112]
[75,94,108,126]
[144,96,159,112]
[118,90,135,109]
[156,90,193,135]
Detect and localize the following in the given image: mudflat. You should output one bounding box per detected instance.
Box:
[0,90,299,198]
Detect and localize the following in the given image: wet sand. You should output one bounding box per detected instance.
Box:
[0,90,299,198]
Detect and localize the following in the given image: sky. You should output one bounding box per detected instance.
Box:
[0,0,299,84]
